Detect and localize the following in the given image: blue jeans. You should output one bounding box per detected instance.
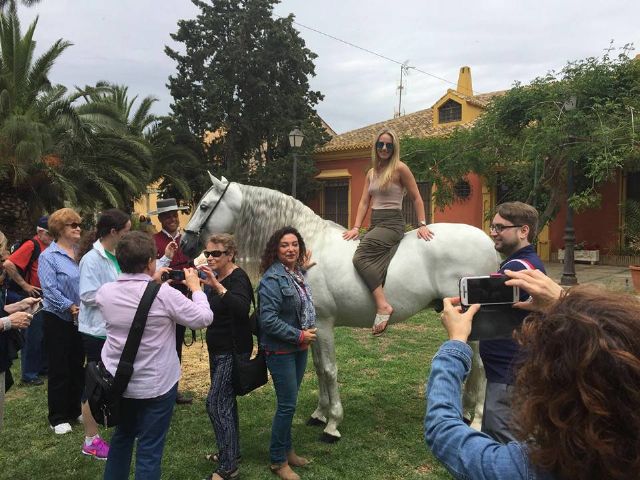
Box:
[266,349,308,464]
[20,310,46,381]
[104,383,177,480]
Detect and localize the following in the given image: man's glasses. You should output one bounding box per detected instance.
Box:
[375,141,394,151]
[65,223,82,229]
[203,250,228,258]
[489,224,523,233]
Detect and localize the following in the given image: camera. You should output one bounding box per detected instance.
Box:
[161,269,208,282]
[459,275,519,306]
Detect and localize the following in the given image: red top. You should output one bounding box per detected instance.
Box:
[8,235,48,288]
[153,230,191,295]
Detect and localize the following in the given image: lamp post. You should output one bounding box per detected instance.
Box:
[560,97,578,286]
[288,127,304,198]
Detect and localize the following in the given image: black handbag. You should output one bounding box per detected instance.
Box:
[85,281,161,428]
[231,294,268,396]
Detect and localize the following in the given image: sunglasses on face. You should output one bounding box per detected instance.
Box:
[489,224,522,233]
[375,141,394,151]
[65,223,82,229]
[203,250,228,258]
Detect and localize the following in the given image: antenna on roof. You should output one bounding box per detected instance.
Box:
[395,61,411,118]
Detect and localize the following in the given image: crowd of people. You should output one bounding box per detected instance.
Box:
[0,130,638,480]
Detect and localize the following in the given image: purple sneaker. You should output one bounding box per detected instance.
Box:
[81,437,110,460]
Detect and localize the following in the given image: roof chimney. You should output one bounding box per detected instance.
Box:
[456,66,473,96]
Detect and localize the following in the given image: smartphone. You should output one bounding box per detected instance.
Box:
[459,275,519,306]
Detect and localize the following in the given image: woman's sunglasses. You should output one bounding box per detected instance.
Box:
[65,222,82,229]
[375,141,394,151]
[203,250,228,258]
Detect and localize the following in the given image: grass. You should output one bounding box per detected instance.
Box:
[0,310,453,480]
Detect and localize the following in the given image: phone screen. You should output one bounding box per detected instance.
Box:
[465,277,516,305]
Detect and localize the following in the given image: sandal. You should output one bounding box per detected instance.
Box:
[372,313,390,336]
[206,452,242,463]
[205,468,239,480]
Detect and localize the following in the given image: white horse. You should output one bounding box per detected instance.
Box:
[181,174,497,440]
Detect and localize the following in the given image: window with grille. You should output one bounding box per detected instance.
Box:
[402,181,431,226]
[438,99,462,123]
[322,180,349,228]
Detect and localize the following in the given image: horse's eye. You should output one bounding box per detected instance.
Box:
[200,203,209,210]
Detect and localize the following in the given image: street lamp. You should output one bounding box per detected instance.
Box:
[560,97,578,286]
[288,127,304,198]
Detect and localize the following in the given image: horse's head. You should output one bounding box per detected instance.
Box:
[180,173,243,258]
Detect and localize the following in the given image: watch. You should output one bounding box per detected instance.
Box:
[418,220,427,227]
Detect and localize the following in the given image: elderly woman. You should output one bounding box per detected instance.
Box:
[97,231,212,480]
[343,128,433,335]
[425,269,640,480]
[37,208,84,435]
[200,234,253,480]
[77,209,131,459]
[258,226,317,480]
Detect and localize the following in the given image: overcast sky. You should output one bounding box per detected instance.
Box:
[21,0,640,134]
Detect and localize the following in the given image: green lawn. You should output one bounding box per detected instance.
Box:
[0,311,453,480]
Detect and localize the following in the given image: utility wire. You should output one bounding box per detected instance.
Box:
[273,13,458,88]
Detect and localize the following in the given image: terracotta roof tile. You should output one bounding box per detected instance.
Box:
[316,90,505,154]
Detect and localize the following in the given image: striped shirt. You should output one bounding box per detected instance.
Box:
[38,241,80,322]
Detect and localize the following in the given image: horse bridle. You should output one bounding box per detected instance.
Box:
[184,181,232,240]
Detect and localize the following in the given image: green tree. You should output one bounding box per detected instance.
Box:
[166,0,328,200]
[403,46,640,229]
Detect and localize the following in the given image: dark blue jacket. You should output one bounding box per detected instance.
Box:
[257,261,307,353]
[479,244,546,384]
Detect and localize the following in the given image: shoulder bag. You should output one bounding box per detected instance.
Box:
[231,292,268,396]
[85,281,161,427]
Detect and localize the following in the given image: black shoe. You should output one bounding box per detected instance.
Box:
[176,391,193,405]
[21,377,44,386]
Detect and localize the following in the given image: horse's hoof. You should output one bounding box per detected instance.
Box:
[431,299,444,313]
[306,417,327,427]
[320,432,340,443]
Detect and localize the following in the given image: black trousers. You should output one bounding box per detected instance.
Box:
[43,311,85,426]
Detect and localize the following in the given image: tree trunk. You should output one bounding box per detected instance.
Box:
[0,187,37,243]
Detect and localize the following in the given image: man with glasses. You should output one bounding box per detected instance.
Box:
[149,198,194,405]
[3,216,51,386]
[479,201,546,443]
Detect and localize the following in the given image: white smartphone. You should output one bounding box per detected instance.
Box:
[459,275,520,306]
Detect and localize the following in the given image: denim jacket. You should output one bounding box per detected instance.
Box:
[257,261,306,353]
[424,341,554,480]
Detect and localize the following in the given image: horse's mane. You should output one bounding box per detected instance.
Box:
[234,184,329,277]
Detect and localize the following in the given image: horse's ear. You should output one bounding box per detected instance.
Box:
[220,176,229,185]
[208,171,223,187]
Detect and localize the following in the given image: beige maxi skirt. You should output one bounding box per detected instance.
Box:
[353,209,405,291]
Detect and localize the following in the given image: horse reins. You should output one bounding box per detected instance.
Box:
[184,181,232,240]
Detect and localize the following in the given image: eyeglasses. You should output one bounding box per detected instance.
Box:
[65,223,82,229]
[375,141,394,151]
[203,250,228,258]
[489,224,523,233]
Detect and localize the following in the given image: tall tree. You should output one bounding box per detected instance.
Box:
[403,46,640,229]
[166,0,328,200]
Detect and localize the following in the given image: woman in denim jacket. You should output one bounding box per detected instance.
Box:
[258,226,317,480]
[425,269,640,480]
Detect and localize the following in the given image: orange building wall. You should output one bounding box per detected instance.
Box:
[548,178,620,253]
[313,156,371,226]
[432,173,485,227]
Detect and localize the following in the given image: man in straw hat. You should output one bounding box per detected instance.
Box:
[149,198,194,405]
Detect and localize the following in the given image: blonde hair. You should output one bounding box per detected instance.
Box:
[370,128,400,189]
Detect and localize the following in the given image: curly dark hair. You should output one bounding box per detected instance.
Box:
[259,226,306,274]
[513,285,640,479]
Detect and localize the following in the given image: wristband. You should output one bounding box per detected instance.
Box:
[2,316,11,331]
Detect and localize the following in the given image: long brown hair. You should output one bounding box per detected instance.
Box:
[513,285,640,479]
[259,226,307,274]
